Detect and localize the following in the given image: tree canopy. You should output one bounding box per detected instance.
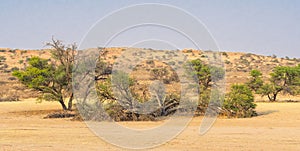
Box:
[13,38,76,110]
[258,65,300,101]
[247,69,264,93]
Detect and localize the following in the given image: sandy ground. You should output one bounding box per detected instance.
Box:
[0,100,300,151]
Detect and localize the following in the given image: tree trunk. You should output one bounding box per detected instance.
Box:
[161,107,166,116]
[67,93,74,110]
[268,93,277,102]
[59,98,67,110]
[272,93,277,102]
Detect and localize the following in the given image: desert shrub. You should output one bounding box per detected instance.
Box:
[0,90,20,102]
[0,56,6,62]
[19,60,24,64]
[8,49,16,53]
[222,84,257,118]
[20,50,27,55]
[271,59,279,63]
[11,67,19,71]
[240,58,250,65]
[0,97,19,102]
[225,60,231,64]
[146,60,154,65]
[149,67,179,84]
[168,61,176,66]
[8,77,17,81]
[44,111,75,119]
[243,53,252,58]
[186,49,193,53]
[0,49,6,52]
[2,64,8,68]
[222,52,228,57]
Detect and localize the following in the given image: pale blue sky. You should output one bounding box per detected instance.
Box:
[0,0,300,58]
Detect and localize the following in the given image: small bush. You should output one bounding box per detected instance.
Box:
[8,77,17,81]
[201,55,207,58]
[146,60,154,65]
[0,56,6,62]
[271,59,279,63]
[222,52,228,57]
[11,67,19,71]
[222,84,257,118]
[8,49,16,53]
[244,53,252,58]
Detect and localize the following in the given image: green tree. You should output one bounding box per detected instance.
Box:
[189,59,224,90]
[223,84,256,118]
[13,38,76,110]
[247,69,264,92]
[189,59,225,114]
[258,65,300,101]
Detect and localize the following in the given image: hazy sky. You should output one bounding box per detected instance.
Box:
[0,0,300,58]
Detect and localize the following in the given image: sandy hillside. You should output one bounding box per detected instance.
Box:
[1,48,300,101]
[1,100,300,151]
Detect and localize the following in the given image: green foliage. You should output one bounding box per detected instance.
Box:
[188,59,225,115]
[0,56,6,62]
[189,59,225,90]
[258,65,300,101]
[96,78,115,102]
[13,38,76,110]
[247,69,264,92]
[18,60,24,64]
[223,84,256,118]
[12,57,52,89]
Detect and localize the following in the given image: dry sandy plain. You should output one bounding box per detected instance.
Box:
[1,99,300,151]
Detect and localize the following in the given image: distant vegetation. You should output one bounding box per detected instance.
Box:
[248,65,300,102]
[9,39,300,120]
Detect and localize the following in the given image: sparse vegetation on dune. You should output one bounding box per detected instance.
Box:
[0,43,300,120]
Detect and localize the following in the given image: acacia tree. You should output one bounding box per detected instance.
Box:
[247,69,264,93]
[13,38,76,110]
[189,59,225,114]
[259,65,300,101]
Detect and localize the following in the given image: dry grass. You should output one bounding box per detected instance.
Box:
[0,100,300,150]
